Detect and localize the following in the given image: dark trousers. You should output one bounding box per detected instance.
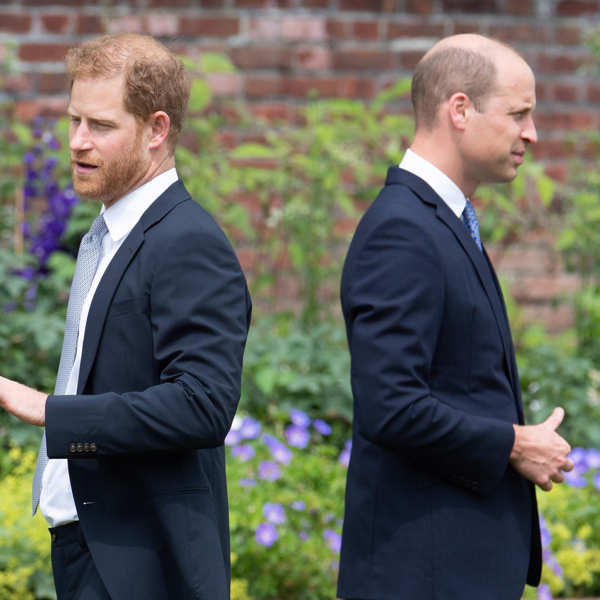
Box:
[50,521,111,600]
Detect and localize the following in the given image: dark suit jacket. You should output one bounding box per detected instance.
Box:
[45,180,251,600]
[337,167,541,600]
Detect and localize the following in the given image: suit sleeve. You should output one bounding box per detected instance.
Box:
[343,215,514,495]
[45,223,251,456]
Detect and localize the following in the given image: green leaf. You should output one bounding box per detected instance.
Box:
[200,52,236,74]
[188,79,212,113]
[230,143,278,159]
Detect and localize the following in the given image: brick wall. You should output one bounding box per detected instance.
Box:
[1,0,599,330]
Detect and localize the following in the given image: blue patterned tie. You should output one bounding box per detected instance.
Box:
[461,199,482,251]
[32,214,108,514]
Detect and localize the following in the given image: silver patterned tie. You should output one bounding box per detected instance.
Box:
[32,214,108,514]
[461,199,483,252]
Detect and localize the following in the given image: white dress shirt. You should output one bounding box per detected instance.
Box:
[399,148,467,218]
[40,168,179,527]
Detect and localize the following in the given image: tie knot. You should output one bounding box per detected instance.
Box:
[84,214,108,245]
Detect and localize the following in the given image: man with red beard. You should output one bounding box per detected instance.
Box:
[0,33,251,599]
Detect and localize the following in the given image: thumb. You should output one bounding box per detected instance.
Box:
[544,407,565,431]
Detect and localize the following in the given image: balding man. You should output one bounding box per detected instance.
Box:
[0,34,251,599]
[337,34,573,600]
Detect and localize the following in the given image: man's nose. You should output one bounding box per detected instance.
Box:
[522,115,538,144]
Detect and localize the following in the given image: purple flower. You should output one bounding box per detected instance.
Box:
[232,444,255,462]
[594,471,600,492]
[299,531,309,541]
[225,428,241,446]
[289,409,310,427]
[570,447,588,473]
[240,416,261,440]
[587,448,600,470]
[285,424,310,449]
[537,584,552,600]
[565,470,587,488]
[239,478,256,487]
[540,520,551,548]
[323,529,342,553]
[263,502,286,524]
[258,460,281,482]
[339,439,352,467]
[262,434,293,465]
[291,500,306,511]
[313,419,332,435]
[255,523,278,547]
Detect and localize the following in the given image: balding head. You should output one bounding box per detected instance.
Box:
[66,34,190,152]
[411,34,527,131]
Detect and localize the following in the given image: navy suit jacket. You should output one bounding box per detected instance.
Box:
[45,180,251,600]
[337,167,541,600]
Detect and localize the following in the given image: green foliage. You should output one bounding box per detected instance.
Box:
[227,413,347,600]
[0,447,54,600]
[240,318,352,428]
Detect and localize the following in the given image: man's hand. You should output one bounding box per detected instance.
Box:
[510,407,573,491]
[0,376,47,426]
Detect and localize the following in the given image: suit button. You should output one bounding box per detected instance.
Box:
[90,443,97,453]
[76,442,84,453]
[69,443,77,453]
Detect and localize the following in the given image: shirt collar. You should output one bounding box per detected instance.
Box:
[399,149,466,218]
[101,168,179,242]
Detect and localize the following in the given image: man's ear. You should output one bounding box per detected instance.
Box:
[147,111,170,150]
[447,92,471,132]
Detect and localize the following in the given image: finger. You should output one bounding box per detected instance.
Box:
[550,471,565,484]
[545,407,565,430]
[538,479,553,492]
[561,458,574,473]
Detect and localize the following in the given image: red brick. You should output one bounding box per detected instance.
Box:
[326,19,349,40]
[77,15,105,34]
[386,22,445,39]
[294,46,332,71]
[38,72,69,94]
[535,82,548,102]
[489,24,551,44]
[235,0,270,6]
[148,0,196,5]
[442,0,499,11]
[281,17,326,40]
[531,138,576,160]
[207,73,243,97]
[557,0,599,15]
[587,83,600,103]
[581,137,600,159]
[0,13,31,33]
[250,102,296,122]
[551,83,579,103]
[398,50,425,70]
[304,0,330,6]
[352,20,380,40]
[505,0,534,14]
[555,25,584,46]
[245,77,282,98]
[283,76,339,98]
[490,246,557,273]
[338,76,375,99]
[406,0,434,14]
[451,22,485,35]
[200,0,227,5]
[3,72,33,93]
[339,0,391,10]
[107,17,144,34]
[536,53,586,74]
[22,0,81,5]
[146,14,178,36]
[179,17,239,37]
[41,14,71,33]
[19,43,71,62]
[512,274,580,302]
[333,49,394,71]
[544,165,568,182]
[521,304,574,332]
[230,46,291,70]
[534,110,595,130]
[15,97,67,121]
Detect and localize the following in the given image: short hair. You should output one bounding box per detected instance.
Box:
[411,46,497,130]
[66,33,190,151]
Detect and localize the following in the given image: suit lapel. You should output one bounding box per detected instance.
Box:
[77,180,191,393]
[386,167,522,409]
